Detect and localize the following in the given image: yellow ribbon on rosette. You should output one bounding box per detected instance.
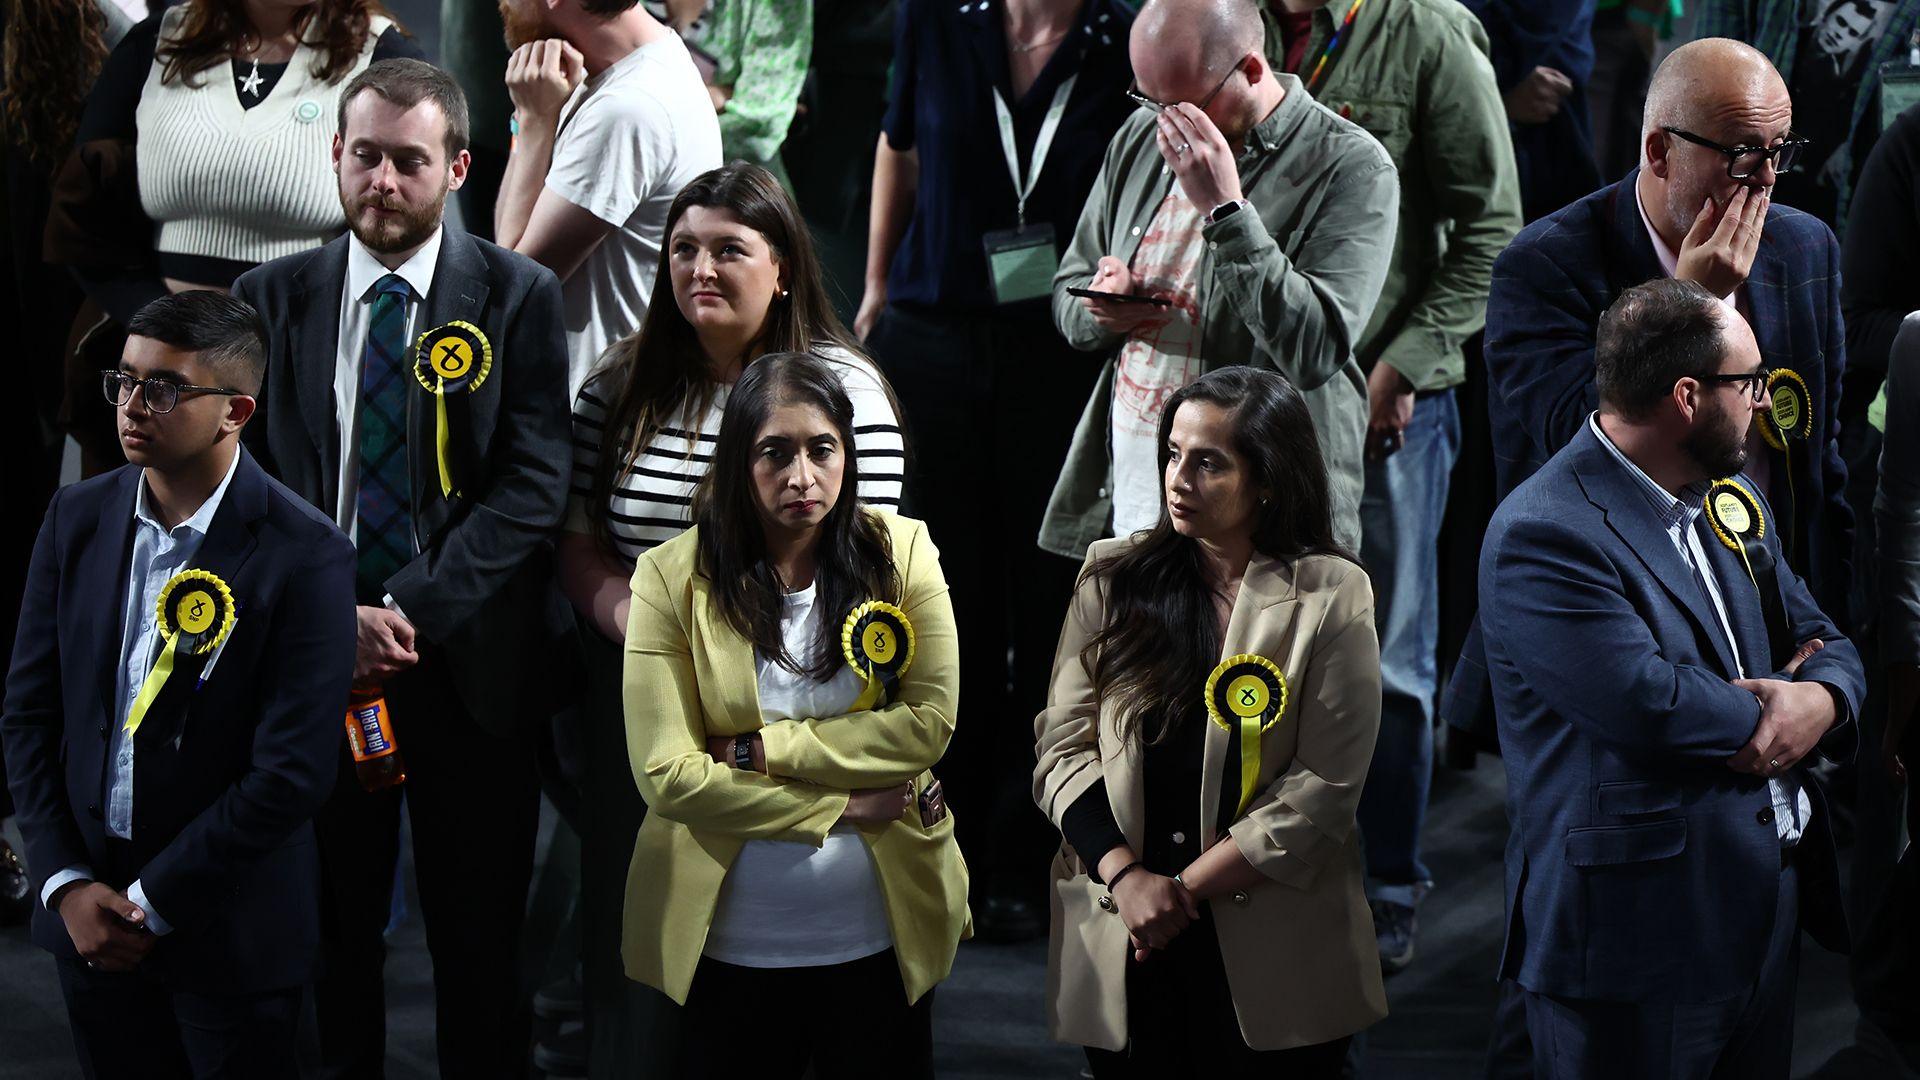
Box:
[1704,477,1766,591]
[411,320,494,498]
[1204,654,1289,817]
[842,600,915,712]
[1756,367,1810,561]
[124,569,236,735]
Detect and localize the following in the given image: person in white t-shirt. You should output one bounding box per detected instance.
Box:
[493,0,723,393]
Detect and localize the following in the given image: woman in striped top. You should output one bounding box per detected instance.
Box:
[555,161,906,1063]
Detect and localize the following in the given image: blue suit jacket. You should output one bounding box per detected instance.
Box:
[2,448,357,993]
[1448,170,1855,738]
[1480,425,1861,1003]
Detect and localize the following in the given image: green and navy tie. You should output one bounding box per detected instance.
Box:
[357,273,414,595]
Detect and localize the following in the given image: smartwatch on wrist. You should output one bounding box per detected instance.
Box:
[1206,198,1251,226]
[732,735,754,771]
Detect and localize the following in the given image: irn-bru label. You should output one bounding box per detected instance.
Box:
[344,699,398,761]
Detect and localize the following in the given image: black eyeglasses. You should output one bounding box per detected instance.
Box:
[1700,367,1771,402]
[1662,127,1811,180]
[102,370,243,414]
[1125,55,1246,113]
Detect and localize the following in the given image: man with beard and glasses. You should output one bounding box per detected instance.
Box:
[232,58,575,1079]
[492,0,720,393]
[1481,277,1864,1079]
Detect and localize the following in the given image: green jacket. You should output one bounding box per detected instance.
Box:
[1042,74,1399,559]
[1263,0,1522,391]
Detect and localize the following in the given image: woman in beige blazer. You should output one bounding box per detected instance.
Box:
[622,353,969,1077]
[1035,366,1386,1075]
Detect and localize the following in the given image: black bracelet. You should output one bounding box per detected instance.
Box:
[1106,860,1145,891]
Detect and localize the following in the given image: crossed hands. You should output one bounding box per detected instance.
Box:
[1113,870,1200,962]
[1727,639,1836,778]
[56,882,154,973]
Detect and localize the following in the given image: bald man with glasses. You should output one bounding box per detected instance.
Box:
[1449,37,1856,752]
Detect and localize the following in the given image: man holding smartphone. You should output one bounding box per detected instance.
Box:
[1043,0,1399,556]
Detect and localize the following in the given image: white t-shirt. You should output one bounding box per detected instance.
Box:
[701,581,895,968]
[547,33,722,393]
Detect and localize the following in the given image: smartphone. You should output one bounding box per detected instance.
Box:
[1066,286,1173,307]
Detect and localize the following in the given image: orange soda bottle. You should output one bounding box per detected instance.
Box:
[344,685,407,791]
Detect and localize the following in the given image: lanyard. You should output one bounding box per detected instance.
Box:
[1304,0,1367,93]
[992,73,1078,230]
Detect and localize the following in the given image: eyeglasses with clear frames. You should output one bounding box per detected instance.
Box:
[1125,55,1246,114]
[102,370,243,414]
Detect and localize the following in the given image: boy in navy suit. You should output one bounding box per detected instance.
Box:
[2,291,357,1079]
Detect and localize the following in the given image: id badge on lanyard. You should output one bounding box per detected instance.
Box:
[984,74,1077,305]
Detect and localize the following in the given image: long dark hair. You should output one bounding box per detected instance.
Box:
[586,161,878,561]
[1083,367,1354,746]
[158,0,405,88]
[1,0,109,170]
[695,352,901,680]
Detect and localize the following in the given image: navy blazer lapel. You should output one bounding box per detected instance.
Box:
[1693,514,1772,680]
[191,448,268,602]
[409,229,492,522]
[1602,169,1666,293]
[290,237,350,509]
[1569,427,1741,677]
[83,469,142,729]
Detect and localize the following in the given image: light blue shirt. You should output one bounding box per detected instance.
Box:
[40,448,242,933]
[1589,414,1808,845]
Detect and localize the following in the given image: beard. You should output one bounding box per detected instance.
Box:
[342,186,447,255]
[1681,400,1750,480]
[499,0,550,49]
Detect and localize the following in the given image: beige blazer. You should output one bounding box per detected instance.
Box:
[1033,538,1387,1051]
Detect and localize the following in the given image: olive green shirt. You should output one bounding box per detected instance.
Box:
[1042,73,1399,559]
[1264,0,1522,391]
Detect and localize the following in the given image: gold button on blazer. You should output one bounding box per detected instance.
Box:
[1034,538,1387,1051]
[621,511,971,1005]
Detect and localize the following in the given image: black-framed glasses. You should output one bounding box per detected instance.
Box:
[1700,367,1771,402]
[1662,127,1811,180]
[102,370,243,414]
[1125,55,1246,113]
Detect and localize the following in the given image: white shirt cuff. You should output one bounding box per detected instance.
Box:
[40,866,93,911]
[382,593,409,623]
[126,879,173,936]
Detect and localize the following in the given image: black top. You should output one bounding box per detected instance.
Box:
[1060,705,1240,883]
[70,14,423,319]
[1841,101,1920,413]
[881,0,1137,313]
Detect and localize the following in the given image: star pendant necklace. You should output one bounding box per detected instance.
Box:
[238,34,264,97]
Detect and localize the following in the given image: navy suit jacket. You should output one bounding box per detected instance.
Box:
[233,228,578,737]
[2,448,357,993]
[1481,425,1862,1003]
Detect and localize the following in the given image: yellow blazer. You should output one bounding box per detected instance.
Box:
[1034,538,1386,1051]
[621,510,970,1005]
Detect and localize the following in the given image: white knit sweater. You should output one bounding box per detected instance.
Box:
[135,7,391,267]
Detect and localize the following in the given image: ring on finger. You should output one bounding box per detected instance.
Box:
[1177,142,1191,155]
[1769,758,1780,771]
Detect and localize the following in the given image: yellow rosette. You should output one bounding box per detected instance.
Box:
[1756,367,1810,561]
[124,569,236,736]
[842,600,915,711]
[1204,654,1289,817]
[1705,478,1766,591]
[411,321,494,498]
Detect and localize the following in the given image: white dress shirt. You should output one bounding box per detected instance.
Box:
[40,446,244,933]
[1589,414,1809,845]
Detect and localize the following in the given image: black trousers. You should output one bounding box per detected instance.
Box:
[309,648,541,1078]
[1085,910,1352,1077]
[56,957,301,1080]
[867,302,1096,903]
[676,950,933,1079]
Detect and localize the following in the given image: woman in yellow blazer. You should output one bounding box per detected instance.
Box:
[621,351,969,1077]
[1034,366,1386,1076]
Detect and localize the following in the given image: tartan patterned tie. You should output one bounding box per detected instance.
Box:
[357,273,414,594]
